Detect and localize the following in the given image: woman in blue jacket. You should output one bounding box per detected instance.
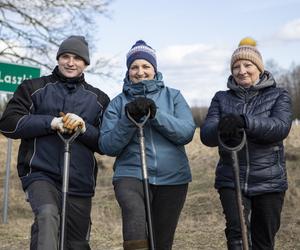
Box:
[200,37,292,250]
[100,40,195,250]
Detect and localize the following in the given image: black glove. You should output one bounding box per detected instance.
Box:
[135,97,156,119]
[218,114,245,146]
[125,97,157,121]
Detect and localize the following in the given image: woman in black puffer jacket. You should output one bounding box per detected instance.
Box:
[200,37,292,250]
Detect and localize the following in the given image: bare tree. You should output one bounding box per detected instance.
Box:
[288,65,300,119]
[275,63,300,119]
[0,0,113,76]
[265,59,286,80]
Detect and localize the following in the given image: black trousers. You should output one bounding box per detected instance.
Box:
[114,177,188,250]
[26,180,92,250]
[218,188,285,250]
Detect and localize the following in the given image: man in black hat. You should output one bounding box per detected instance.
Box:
[0,36,110,250]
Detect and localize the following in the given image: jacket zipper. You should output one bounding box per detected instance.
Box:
[149,125,157,184]
[243,92,250,194]
[274,146,284,174]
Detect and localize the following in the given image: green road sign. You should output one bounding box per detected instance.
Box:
[0,61,41,93]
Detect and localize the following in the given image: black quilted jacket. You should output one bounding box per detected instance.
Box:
[200,71,292,196]
[0,67,110,196]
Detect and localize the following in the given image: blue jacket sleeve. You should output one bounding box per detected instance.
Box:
[99,97,137,156]
[150,91,195,145]
[244,89,292,143]
[200,93,220,147]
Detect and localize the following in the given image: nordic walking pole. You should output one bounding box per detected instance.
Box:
[127,110,155,250]
[57,128,81,250]
[218,130,249,250]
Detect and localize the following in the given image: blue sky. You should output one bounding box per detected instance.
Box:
[86,0,300,106]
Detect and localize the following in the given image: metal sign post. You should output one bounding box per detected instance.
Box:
[2,139,12,224]
[1,61,40,223]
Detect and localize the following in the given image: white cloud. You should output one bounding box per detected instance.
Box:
[159,44,211,65]
[158,43,232,106]
[89,43,234,107]
[277,18,300,41]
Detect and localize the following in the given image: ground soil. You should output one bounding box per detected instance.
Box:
[0,126,299,249]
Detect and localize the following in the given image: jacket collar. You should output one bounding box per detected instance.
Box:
[52,66,85,86]
[227,71,276,95]
[123,71,165,97]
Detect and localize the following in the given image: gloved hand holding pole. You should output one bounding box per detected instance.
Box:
[51,117,66,133]
[126,108,155,250]
[59,112,86,134]
[57,128,81,250]
[125,97,156,122]
[218,129,249,250]
[53,112,83,250]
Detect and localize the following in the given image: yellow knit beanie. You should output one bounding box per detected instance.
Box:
[231,37,264,73]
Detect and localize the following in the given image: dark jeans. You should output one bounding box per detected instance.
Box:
[218,188,285,250]
[114,177,188,250]
[26,180,92,250]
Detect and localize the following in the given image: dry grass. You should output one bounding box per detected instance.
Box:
[0,125,300,250]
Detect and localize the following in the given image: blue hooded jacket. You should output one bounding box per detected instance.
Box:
[99,72,195,185]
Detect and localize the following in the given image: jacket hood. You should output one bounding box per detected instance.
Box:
[227,70,276,94]
[122,71,165,97]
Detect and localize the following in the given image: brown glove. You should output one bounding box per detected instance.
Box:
[59,112,86,133]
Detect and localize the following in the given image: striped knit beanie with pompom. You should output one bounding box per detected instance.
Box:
[126,40,157,72]
[231,37,264,73]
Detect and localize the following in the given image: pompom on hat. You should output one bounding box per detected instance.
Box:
[126,40,157,71]
[231,37,264,73]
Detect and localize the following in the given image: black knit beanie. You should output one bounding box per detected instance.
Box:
[56,36,90,65]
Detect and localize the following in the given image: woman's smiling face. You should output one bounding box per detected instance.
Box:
[128,59,155,84]
[232,60,260,87]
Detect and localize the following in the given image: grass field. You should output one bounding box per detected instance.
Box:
[0,126,299,249]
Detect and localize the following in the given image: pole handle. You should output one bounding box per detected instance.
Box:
[57,128,81,145]
[126,110,151,128]
[218,129,247,152]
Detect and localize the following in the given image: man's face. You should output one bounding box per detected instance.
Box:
[58,53,87,78]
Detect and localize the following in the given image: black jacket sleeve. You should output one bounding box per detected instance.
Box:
[0,78,54,139]
[200,92,221,147]
[77,88,110,153]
